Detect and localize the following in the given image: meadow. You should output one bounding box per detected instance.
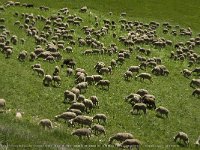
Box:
[0,0,200,149]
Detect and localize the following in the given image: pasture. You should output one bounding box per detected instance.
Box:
[0,0,200,150]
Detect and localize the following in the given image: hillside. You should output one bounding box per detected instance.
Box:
[0,0,200,150]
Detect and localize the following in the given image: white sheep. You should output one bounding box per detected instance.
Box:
[173,132,189,146]
[55,112,76,123]
[109,133,134,144]
[135,73,153,83]
[38,119,53,129]
[72,128,92,139]
[52,76,61,86]
[67,109,82,116]
[0,99,6,109]
[69,102,85,112]
[192,88,200,97]
[33,68,44,77]
[75,82,88,93]
[69,115,93,127]
[155,106,169,118]
[93,114,107,124]
[190,79,200,88]
[91,124,106,135]
[66,68,73,76]
[43,75,52,86]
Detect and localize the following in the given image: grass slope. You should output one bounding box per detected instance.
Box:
[0,0,200,150]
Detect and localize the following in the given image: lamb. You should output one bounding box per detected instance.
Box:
[155,106,169,118]
[93,114,107,124]
[109,133,134,144]
[43,75,52,86]
[123,70,133,81]
[83,99,94,113]
[33,68,45,77]
[131,103,147,114]
[91,124,106,135]
[75,82,88,93]
[118,139,141,150]
[190,79,200,88]
[71,128,92,139]
[0,99,6,109]
[192,88,200,97]
[69,102,85,112]
[173,132,189,146]
[89,96,99,108]
[69,115,93,127]
[52,76,61,86]
[65,46,73,53]
[135,73,153,83]
[38,119,53,129]
[55,112,76,123]
[63,90,77,103]
[96,80,110,90]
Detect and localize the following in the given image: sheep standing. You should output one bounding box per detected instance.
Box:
[66,68,73,76]
[118,139,141,150]
[83,99,94,113]
[0,99,6,109]
[63,90,77,103]
[91,124,106,135]
[75,82,88,93]
[190,79,200,88]
[109,133,134,144]
[72,128,92,139]
[52,76,61,86]
[123,70,133,81]
[69,115,93,127]
[96,80,110,90]
[173,132,189,146]
[43,75,52,86]
[38,119,53,129]
[195,136,200,146]
[135,73,153,82]
[69,102,85,112]
[55,112,76,123]
[89,96,99,108]
[33,68,44,77]
[192,88,200,97]
[155,106,169,118]
[93,114,107,124]
[131,103,147,114]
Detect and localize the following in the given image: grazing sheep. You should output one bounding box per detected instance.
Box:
[67,109,82,116]
[44,55,55,63]
[136,89,149,97]
[90,96,99,108]
[75,82,88,93]
[38,119,53,129]
[75,74,85,84]
[83,99,94,113]
[195,136,200,146]
[109,133,134,144]
[190,79,200,88]
[66,68,73,76]
[128,66,140,74]
[18,51,28,61]
[43,75,52,86]
[72,128,92,139]
[77,94,85,102]
[155,106,169,118]
[55,112,76,123]
[192,67,200,75]
[99,67,112,75]
[53,66,60,76]
[93,114,107,124]
[29,52,37,61]
[80,6,88,13]
[181,69,192,78]
[135,73,153,83]
[131,103,147,114]
[70,87,80,98]
[64,90,77,103]
[111,59,117,68]
[96,80,110,90]
[33,68,45,77]
[69,102,85,112]
[85,76,94,85]
[15,111,23,119]
[0,99,6,109]
[5,49,13,58]
[92,75,103,83]
[52,76,61,86]
[192,88,200,97]
[123,70,133,81]
[69,115,93,127]
[174,132,189,146]
[142,94,156,109]
[91,124,106,135]
[118,139,141,150]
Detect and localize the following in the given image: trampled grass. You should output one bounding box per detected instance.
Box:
[0,0,200,150]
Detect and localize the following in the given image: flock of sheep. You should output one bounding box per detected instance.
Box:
[0,1,200,149]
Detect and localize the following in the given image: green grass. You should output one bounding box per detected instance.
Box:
[0,0,200,150]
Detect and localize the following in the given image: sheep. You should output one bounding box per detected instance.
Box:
[43,55,55,63]
[80,6,88,13]
[195,136,200,146]
[111,59,117,68]
[135,73,153,83]
[173,132,189,146]
[99,67,112,75]
[75,74,85,84]
[55,112,76,123]
[181,69,192,78]
[83,99,94,113]
[67,109,82,116]
[92,75,103,83]
[131,103,147,114]
[142,94,156,109]
[52,76,61,86]
[96,80,110,90]
[66,68,73,76]
[123,70,133,81]
[63,90,77,103]
[71,128,92,139]
[33,68,45,77]
[0,99,6,109]
[77,94,85,102]
[91,124,106,135]
[29,52,37,61]
[155,106,169,118]
[118,139,141,150]
[190,79,200,88]
[128,66,140,74]
[75,82,88,93]
[136,89,149,97]
[192,67,200,75]
[65,46,73,53]
[38,119,53,129]
[90,96,99,108]
[69,102,85,112]
[53,66,60,76]
[69,115,93,127]
[18,51,28,61]
[109,133,134,144]
[15,111,23,119]
[85,76,94,85]
[93,114,107,124]
[126,94,142,106]
[43,75,52,86]
[192,88,200,97]
[5,49,12,58]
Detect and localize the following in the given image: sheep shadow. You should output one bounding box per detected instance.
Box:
[176,142,188,147]
[155,114,166,119]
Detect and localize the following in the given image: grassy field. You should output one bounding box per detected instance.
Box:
[0,0,200,150]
